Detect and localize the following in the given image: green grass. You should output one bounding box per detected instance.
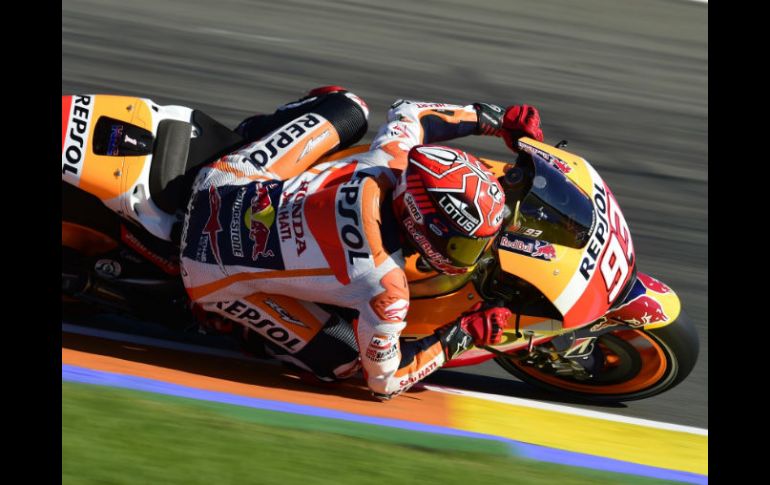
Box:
[62,381,680,485]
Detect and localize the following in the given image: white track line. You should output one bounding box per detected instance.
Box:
[63,322,707,436]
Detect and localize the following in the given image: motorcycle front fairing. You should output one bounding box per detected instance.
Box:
[603,272,682,330]
[486,138,637,329]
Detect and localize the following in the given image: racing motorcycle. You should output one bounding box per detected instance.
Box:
[61,94,699,402]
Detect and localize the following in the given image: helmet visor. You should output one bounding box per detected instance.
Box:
[403,217,492,274]
[446,235,493,267]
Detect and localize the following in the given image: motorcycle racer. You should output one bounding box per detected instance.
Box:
[180,86,543,399]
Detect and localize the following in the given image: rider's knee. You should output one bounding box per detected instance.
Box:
[313,91,369,150]
[236,89,369,148]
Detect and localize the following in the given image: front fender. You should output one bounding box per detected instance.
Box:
[605,272,681,330]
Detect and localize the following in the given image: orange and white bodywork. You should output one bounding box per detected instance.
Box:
[62,95,194,240]
[486,138,637,328]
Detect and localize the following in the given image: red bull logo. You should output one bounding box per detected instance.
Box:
[552,158,572,174]
[590,318,620,333]
[639,273,672,294]
[245,184,276,260]
[532,241,557,260]
[404,218,467,275]
[498,235,556,261]
[606,295,668,327]
[519,144,572,174]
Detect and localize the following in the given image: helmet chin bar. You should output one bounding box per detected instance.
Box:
[394,222,439,273]
[418,253,467,275]
[398,231,438,273]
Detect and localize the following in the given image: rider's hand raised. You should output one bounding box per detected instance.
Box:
[502,105,544,150]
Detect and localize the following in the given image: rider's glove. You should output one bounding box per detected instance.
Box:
[436,302,511,359]
[474,103,544,151]
[474,102,506,136]
[502,105,543,149]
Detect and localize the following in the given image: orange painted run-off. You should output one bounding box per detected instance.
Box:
[61,345,453,428]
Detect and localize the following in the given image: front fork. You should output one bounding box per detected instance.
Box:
[484,316,630,365]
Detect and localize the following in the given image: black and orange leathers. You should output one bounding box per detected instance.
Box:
[180,92,501,398]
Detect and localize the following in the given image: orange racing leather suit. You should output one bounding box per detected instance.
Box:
[180,90,493,399]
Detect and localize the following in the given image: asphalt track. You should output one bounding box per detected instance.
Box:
[62,0,708,428]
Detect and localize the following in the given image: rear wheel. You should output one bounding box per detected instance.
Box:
[495,312,699,402]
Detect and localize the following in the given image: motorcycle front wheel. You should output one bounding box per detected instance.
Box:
[494,312,699,402]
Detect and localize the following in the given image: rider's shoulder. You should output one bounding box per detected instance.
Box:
[340,172,395,200]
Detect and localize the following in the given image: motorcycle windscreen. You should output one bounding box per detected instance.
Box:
[508,154,594,249]
[494,139,638,328]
